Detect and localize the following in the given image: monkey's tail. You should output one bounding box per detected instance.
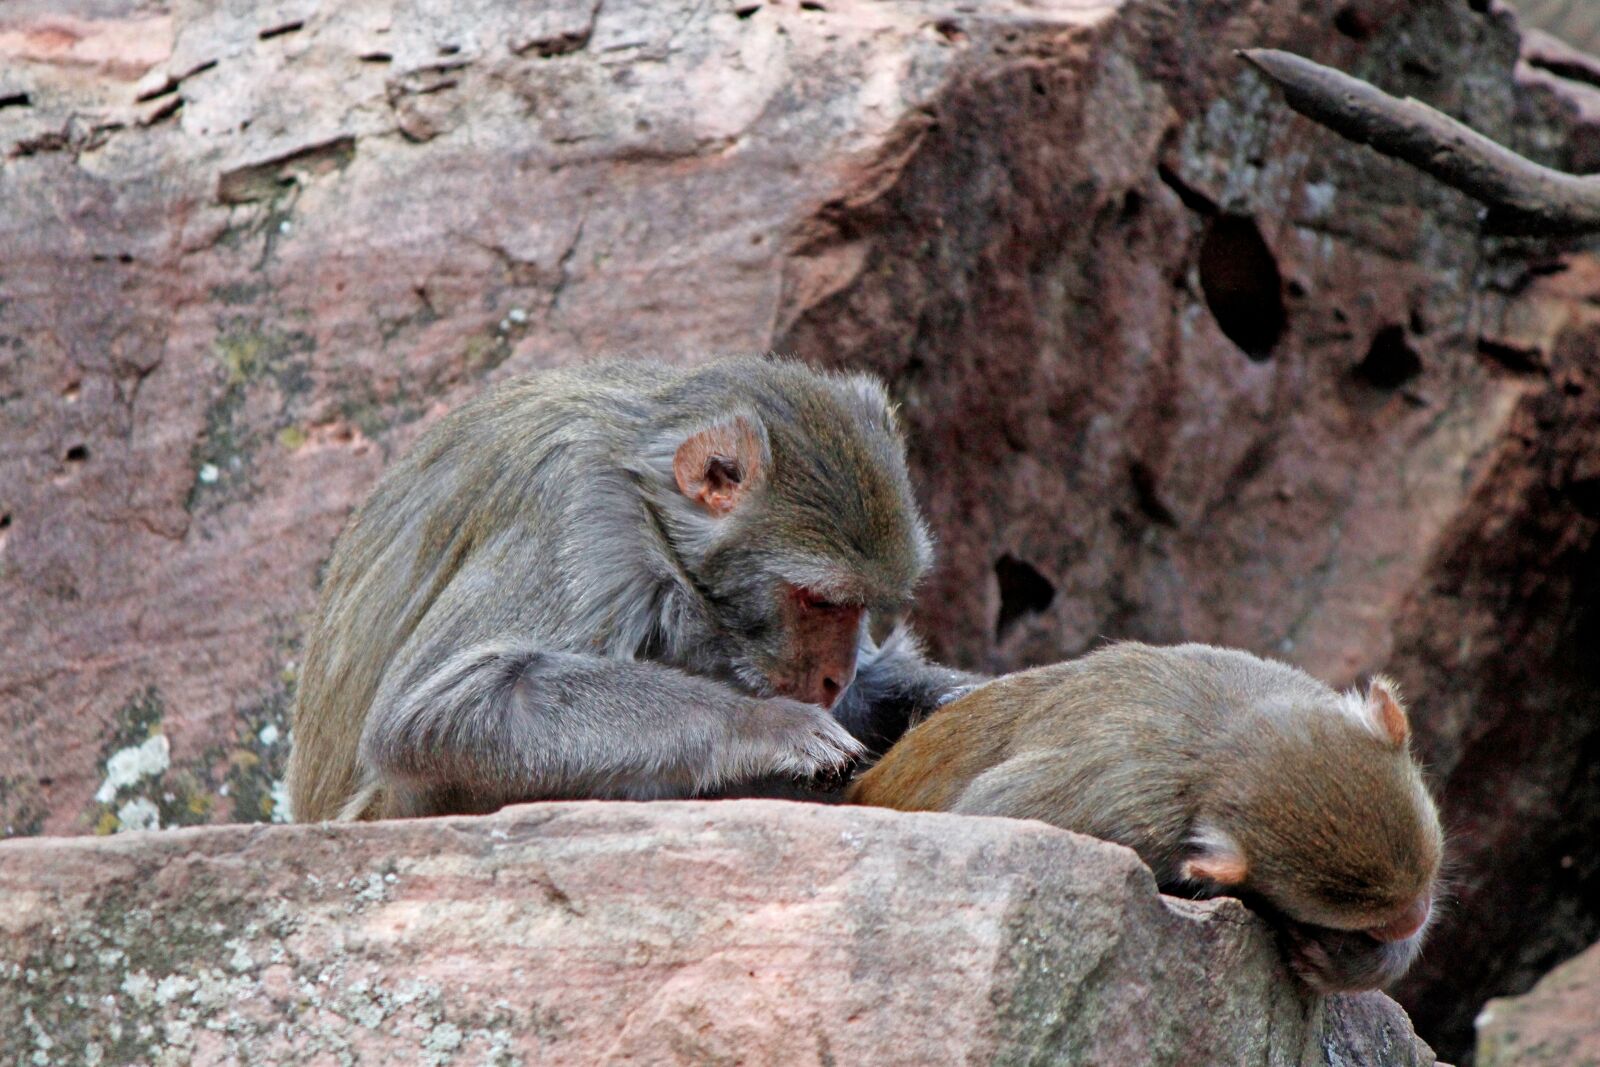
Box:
[335,781,383,821]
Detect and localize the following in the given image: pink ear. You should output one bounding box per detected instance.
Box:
[672,416,764,516]
[1181,852,1249,887]
[1181,828,1249,887]
[1367,676,1410,748]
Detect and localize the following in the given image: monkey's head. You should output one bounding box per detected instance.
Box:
[1183,677,1444,991]
[648,361,933,709]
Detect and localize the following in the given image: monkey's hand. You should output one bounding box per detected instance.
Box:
[724,697,866,786]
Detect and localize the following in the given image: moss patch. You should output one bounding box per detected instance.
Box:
[187,321,316,515]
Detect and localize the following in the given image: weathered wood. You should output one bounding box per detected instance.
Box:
[1239,47,1600,234]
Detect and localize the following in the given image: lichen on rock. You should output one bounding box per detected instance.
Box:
[0,801,1437,1066]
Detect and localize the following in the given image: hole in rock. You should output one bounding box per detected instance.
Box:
[259,20,304,40]
[1477,337,1545,375]
[65,445,89,463]
[1198,214,1286,361]
[1354,326,1423,390]
[0,92,31,110]
[0,513,10,529]
[995,554,1056,639]
[1119,190,1144,222]
[1568,478,1600,520]
[1333,5,1375,40]
[1129,461,1177,527]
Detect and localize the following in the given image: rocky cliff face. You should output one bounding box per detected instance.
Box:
[2,0,1598,1059]
[0,801,1438,1066]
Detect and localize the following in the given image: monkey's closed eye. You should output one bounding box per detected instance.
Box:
[794,587,842,612]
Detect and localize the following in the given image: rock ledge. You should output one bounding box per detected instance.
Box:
[0,800,1435,1065]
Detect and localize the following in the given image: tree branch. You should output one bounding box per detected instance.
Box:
[1237,47,1600,235]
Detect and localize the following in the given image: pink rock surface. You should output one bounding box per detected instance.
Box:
[0,800,1437,1065]
[3,0,1599,1058]
[1477,936,1600,1066]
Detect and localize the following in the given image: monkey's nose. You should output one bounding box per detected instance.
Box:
[818,676,843,708]
[808,664,854,709]
[1370,897,1430,942]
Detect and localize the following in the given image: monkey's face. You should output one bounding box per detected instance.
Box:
[767,583,865,708]
[1275,914,1429,993]
[1219,714,1443,990]
[663,368,932,709]
[694,466,928,708]
[695,538,906,710]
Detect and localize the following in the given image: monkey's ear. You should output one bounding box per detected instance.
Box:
[672,415,766,516]
[1180,826,1249,888]
[1364,676,1410,749]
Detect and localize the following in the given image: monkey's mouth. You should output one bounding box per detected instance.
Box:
[1277,917,1422,993]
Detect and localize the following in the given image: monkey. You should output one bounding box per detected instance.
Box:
[846,642,1443,993]
[287,356,978,822]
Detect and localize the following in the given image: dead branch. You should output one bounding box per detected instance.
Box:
[1237,47,1600,235]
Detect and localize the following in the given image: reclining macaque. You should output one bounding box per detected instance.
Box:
[289,357,976,822]
[847,642,1443,992]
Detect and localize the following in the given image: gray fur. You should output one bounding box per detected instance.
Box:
[290,356,964,820]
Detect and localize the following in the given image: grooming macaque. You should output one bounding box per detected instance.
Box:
[848,642,1443,992]
[289,357,976,821]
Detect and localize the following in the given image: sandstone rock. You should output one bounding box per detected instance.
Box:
[1513,0,1600,54]
[1476,937,1600,1066]
[0,800,1437,1066]
[3,0,1598,1060]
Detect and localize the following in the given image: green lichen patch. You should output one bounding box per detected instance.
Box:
[187,320,317,516]
[2,868,302,1066]
[335,376,432,441]
[85,655,299,834]
[0,774,46,837]
[463,331,514,378]
[87,688,210,836]
[209,279,271,307]
[220,669,296,824]
[99,688,165,759]
[1,865,528,1066]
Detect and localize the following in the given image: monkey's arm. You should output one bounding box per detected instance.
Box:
[833,624,985,755]
[361,640,862,813]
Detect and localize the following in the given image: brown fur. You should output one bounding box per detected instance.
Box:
[849,642,1444,992]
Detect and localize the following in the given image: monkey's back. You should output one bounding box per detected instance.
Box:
[847,643,1329,873]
